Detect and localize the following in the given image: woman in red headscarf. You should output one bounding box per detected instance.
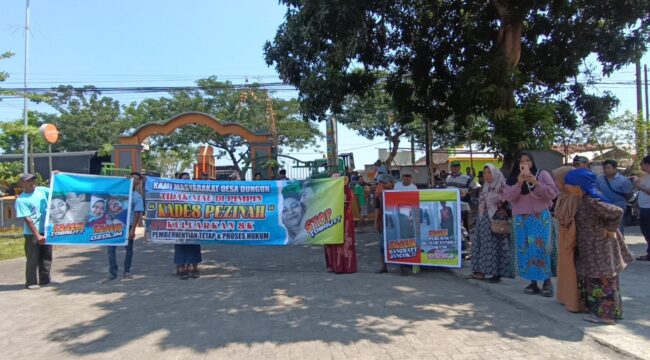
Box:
[324,174,358,273]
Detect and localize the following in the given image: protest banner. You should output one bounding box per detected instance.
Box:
[145,177,344,245]
[45,173,133,246]
[383,189,462,267]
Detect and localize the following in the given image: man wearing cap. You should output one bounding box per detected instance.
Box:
[446,161,480,202]
[446,161,479,232]
[15,174,52,289]
[573,155,590,169]
[278,169,288,180]
[394,173,417,191]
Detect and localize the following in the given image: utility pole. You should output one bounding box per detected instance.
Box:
[636,58,645,159]
[425,118,432,187]
[410,134,415,166]
[22,0,30,173]
[643,64,650,154]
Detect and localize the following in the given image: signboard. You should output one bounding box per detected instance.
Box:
[383,189,461,267]
[45,173,133,246]
[145,177,344,245]
[39,123,59,144]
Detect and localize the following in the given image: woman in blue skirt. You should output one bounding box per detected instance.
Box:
[504,152,559,297]
[174,172,202,279]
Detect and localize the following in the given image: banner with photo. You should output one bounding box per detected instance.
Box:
[145,177,344,245]
[383,189,462,268]
[45,173,133,246]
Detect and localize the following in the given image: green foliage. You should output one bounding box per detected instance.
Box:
[0,161,47,196]
[36,86,128,153]
[0,161,24,194]
[0,112,49,154]
[337,80,424,165]
[0,51,13,84]
[0,236,25,261]
[592,111,637,148]
[265,1,650,158]
[141,144,197,178]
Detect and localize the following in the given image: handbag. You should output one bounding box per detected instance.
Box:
[490,205,512,234]
[491,219,512,234]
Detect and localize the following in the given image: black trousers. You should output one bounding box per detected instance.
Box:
[24,234,52,286]
[640,208,650,256]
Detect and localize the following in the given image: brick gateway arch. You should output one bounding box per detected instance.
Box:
[112,112,275,177]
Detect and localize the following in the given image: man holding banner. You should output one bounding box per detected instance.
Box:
[15,173,53,290]
[105,172,144,281]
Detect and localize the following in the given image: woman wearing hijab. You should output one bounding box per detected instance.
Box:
[552,166,584,313]
[504,152,559,297]
[565,168,633,325]
[324,174,358,273]
[469,164,514,283]
[174,172,202,280]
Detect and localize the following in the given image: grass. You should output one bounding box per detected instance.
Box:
[0,233,24,261]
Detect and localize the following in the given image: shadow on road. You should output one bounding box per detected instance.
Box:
[40,229,588,356]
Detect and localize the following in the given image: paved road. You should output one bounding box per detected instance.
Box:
[0,226,641,360]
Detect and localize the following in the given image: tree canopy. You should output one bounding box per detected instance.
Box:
[0,77,319,177]
[265,0,650,161]
[124,77,321,175]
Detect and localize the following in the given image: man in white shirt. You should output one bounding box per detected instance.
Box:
[633,155,650,261]
[394,173,417,191]
[446,161,480,202]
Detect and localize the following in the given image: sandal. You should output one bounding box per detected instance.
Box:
[541,284,554,297]
[466,273,485,281]
[582,315,615,325]
[524,283,540,295]
[485,276,501,283]
[636,255,650,261]
[179,271,189,280]
[191,270,200,279]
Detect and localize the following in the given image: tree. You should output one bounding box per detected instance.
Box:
[38,86,129,154]
[337,80,425,167]
[265,1,650,165]
[0,51,13,85]
[128,77,321,176]
[0,112,49,154]
[141,145,197,178]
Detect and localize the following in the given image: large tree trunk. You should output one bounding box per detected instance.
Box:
[494,0,523,73]
[493,0,524,163]
[385,136,401,171]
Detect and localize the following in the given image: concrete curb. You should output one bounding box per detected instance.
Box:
[448,269,645,360]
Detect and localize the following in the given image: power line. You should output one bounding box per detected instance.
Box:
[0,83,299,98]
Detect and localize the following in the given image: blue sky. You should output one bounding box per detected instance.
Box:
[0,1,648,169]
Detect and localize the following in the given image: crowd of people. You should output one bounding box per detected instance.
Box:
[458,153,647,325]
[13,153,650,326]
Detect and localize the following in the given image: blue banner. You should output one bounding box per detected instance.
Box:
[145,177,344,245]
[45,173,133,246]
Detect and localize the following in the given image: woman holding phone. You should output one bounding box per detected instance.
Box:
[504,152,559,297]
